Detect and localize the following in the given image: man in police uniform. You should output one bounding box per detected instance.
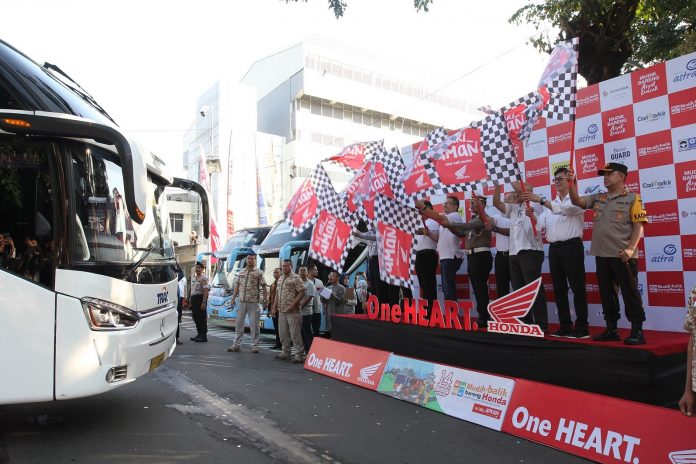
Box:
[443,195,493,328]
[567,163,648,345]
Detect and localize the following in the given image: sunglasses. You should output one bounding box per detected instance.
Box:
[553,177,567,183]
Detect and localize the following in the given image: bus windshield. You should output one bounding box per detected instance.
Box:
[71,142,174,265]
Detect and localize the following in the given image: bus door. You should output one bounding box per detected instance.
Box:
[0,139,60,403]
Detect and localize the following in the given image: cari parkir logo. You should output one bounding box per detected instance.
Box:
[288,178,317,226]
[487,278,544,337]
[378,223,412,280]
[313,211,350,263]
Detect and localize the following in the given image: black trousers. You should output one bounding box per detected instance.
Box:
[311,313,322,336]
[467,251,493,322]
[369,255,402,306]
[509,250,548,328]
[495,251,511,299]
[301,314,314,353]
[595,257,646,323]
[549,238,588,327]
[190,294,207,337]
[415,249,438,317]
[176,297,183,339]
[272,315,281,346]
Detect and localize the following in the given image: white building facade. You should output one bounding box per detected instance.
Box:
[184,36,483,245]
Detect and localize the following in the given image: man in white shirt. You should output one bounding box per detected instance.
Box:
[493,182,548,330]
[436,196,464,303]
[414,200,440,316]
[536,167,589,338]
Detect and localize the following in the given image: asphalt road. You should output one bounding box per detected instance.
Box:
[0,317,592,464]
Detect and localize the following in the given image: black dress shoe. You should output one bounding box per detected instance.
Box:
[624,329,646,345]
[190,336,200,341]
[593,328,620,342]
[194,337,208,343]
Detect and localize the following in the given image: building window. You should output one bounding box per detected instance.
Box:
[170,213,184,233]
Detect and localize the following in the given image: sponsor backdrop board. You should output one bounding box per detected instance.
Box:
[377,354,515,431]
[304,337,389,390]
[415,51,696,332]
[502,378,696,464]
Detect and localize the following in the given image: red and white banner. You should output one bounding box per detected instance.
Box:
[509,50,696,331]
[304,338,390,391]
[502,379,696,464]
[198,145,221,253]
[309,209,353,271]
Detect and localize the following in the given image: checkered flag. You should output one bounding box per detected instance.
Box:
[399,127,447,185]
[541,69,577,121]
[539,38,579,122]
[479,111,521,185]
[284,164,334,236]
[374,193,419,289]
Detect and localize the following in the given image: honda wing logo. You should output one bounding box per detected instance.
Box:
[454,165,468,180]
[357,362,382,386]
[415,173,427,188]
[669,449,696,464]
[487,278,544,337]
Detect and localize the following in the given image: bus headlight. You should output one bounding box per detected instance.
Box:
[82,297,140,330]
[224,299,232,308]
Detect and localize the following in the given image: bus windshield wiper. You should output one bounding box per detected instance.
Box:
[125,246,154,278]
[42,62,117,125]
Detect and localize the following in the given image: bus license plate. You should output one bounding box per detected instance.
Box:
[149,352,165,372]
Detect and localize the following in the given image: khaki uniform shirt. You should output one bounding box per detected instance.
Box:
[686,286,696,393]
[275,272,305,313]
[190,274,209,296]
[235,266,266,303]
[449,216,492,249]
[581,189,647,257]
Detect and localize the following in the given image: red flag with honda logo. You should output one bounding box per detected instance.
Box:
[421,126,489,194]
[374,194,420,288]
[284,176,319,235]
[324,140,383,172]
[309,209,353,272]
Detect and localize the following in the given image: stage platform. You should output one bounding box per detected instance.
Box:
[332,314,689,407]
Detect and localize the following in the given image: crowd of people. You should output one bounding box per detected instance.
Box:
[414,162,648,345]
[178,161,696,416]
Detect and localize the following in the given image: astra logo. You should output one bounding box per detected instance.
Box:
[674,59,696,83]
[578,124,598,143]
[664,244,677,255]
[652,244,677,263]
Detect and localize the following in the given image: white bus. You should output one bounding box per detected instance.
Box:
[0,39,210,404]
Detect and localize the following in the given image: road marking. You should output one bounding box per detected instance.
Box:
[156,366,324,464]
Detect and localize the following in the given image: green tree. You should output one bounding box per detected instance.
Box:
[284,0,434,18]
[510,0,696,84]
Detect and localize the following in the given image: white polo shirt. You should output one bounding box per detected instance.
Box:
[492,215,511,252]
[416,218,440,251]
[503,202,543,255]
[437,212,464,259]
[544,194,584,243]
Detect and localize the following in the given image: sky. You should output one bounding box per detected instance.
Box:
[3,0,553,175]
